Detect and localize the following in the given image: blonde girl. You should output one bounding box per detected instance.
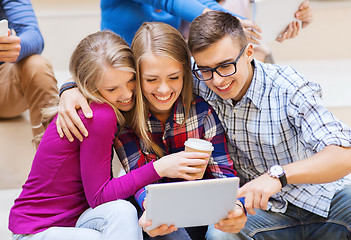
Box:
[9,31,144,240]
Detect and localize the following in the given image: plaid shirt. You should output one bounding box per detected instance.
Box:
[114,96,236,206]
[193,59,351,218]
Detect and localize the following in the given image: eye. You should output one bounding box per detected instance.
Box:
[106,88,116,92]
[129,78,136,83]
[145,78,157,82]
[169,76,179,80]
[219,63,232,69]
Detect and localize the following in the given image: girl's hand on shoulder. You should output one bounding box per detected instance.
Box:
[57,84,92,142]
[153,151,208,180]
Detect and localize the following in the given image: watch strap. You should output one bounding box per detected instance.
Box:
[279,173,287,188]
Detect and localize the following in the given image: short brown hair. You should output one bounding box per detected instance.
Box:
[188,11,247,53]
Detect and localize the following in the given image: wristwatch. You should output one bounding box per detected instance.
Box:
[268,165,287,188]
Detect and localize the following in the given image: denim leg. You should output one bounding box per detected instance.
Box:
[76,199,143,240]
[207,186,351,240]
[12,227,101,240]
[206,206,304,240]
[303,185,351,240]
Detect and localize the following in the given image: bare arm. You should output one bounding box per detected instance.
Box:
[284,145,351,184]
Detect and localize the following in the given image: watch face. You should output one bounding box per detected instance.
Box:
[270,165,284,176]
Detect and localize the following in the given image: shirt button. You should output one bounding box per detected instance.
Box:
[233,109,237,114]
[232,134,236,139]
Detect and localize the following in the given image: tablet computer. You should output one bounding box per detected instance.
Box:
[145,177,240,230]
[253,0,303,43]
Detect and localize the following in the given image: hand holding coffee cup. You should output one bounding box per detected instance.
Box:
[184,138,214,179]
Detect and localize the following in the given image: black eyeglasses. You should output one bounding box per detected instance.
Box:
[192,45,247,81]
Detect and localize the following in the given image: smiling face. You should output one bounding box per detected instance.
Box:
[192,36,254,101]
[97,66,136,112]
[140,54,184,121]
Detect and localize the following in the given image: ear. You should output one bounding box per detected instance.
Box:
[245,44,255,63]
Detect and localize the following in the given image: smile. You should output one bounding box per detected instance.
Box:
[216,81,234,91]
[119,97,133,104]
[153,93,173,102]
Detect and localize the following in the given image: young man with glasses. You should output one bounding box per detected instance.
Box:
[188,11,351,240]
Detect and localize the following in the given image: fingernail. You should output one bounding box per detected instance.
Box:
[84,132,88,137]
[86,112,93,118]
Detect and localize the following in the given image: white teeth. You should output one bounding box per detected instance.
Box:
[217,82,232,90]
[120,97,132,103]
[154,94,171,101]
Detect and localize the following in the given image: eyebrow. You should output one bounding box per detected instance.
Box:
[102,74,135,89]
[196,58,234,69]
[143,70,182,78]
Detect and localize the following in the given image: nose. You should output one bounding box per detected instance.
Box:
[120,85,133,100]
[212,71,224,86]
[157,82,170,94]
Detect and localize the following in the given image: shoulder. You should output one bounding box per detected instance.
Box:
[80,102,118,132]
[258,61,321,95]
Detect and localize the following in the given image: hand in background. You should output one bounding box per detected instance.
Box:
[0,29,21,62]
[276,0,312,42]
[276,21,300,42]
[296,0,313,28]
[239,19,262,45]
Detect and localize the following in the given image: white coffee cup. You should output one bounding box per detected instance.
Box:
[184,138,214,179]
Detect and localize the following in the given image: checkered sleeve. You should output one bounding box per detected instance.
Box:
[203,105,236,178]
[114,127,149,173]
[288,81,351,152]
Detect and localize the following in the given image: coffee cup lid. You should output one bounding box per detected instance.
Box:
[184,138,214,152]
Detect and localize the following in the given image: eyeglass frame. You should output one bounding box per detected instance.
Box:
[192,44,247,81]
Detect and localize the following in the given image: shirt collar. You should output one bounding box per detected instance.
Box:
[241,59,265,110]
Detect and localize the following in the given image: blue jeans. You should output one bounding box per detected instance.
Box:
[13,200,142,240]
[206,185,351,240]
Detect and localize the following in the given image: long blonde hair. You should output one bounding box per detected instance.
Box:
[131,22,194,156]
[36,31,137,144]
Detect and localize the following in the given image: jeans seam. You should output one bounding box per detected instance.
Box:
[250,223,303,237]
[77,216,106,230]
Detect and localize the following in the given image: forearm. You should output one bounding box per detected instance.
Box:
[284,145,351,184]
[5,0,44,61]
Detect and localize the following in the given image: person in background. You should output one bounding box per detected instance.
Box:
[0,0,58,145]
[214,0,314,63]
[100,0,244,45]
[188,11,351,240]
